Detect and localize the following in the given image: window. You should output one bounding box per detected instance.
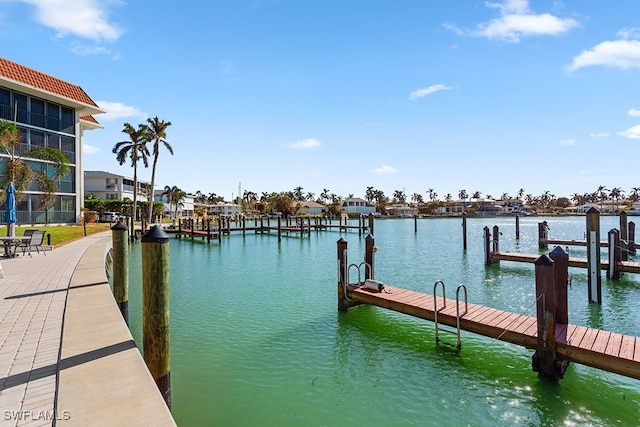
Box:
[14,93,27,124]
[47,102,60,131]
[31,98,45,127]
[30,130,45,148]
[60,107,74,134]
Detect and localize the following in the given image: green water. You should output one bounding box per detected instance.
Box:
[125,216,640,426]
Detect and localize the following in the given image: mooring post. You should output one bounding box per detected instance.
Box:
[549,246,569,325]
[337,238,349,311]
[492,225,500,254]
[607,229,623,280]
[365,234,375,280]
[532,254,566,380]
[141,225,171,408]
[217,217,222,243]
[629,222,636,255]
[538,221,549,249]
[190,217,195,241]
[586,207,602,304]
[414,215,418,233]
[515,214,520,241]
[462,213,467,251]
[483,226,491,265]
[277,216,282,243]
[206,219,211,243]
[367,213,374,236]
[111,220,129,324]
[242,216,246,237]
[620,212,628,261]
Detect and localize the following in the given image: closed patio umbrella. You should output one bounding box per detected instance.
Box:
[4,182,16,237]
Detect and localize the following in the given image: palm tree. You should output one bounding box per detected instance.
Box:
[596,185,608,211]
[458,189,468,213]
[112,123,149,221]
[0,121,71,225]
[161,185,175,218]
[609,187,624,212]
[145,116,173,223]
[630,187,640,202]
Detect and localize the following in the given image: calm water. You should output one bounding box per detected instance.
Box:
[124,216,640,427]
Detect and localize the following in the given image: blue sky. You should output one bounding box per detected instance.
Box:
[1,0,639,202]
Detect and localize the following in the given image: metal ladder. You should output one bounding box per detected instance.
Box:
[433,280,468,349]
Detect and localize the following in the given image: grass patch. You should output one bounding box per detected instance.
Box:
[0,223,113,246]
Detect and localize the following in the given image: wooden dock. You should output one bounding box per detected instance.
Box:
[346,284,640,380]
[491,252,640,274]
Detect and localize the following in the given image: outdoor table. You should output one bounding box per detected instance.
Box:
[0,236,32,258]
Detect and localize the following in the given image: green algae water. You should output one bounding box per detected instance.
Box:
[124,216,640,426]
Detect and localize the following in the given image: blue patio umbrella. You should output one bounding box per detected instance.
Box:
[4,182,16,225]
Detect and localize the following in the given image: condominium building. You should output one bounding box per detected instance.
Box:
[0,57,104,224]
[84,170,150,203]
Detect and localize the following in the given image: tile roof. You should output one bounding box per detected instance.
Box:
[0,57,99,108]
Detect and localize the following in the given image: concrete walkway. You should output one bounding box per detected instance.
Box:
[0,231,176,426]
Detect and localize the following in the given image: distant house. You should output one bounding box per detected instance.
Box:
[85,171,150,203]
[386,204,419,217]
[207,202,241,216]
[298,201,326,216]
[153,190,194,217]
[341,198,376,215]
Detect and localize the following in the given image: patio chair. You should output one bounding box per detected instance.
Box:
[15,229,35,256]
[20,230,46,257]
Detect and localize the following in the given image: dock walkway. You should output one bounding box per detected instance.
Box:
[347,284,640,380]
[0,231,175,426]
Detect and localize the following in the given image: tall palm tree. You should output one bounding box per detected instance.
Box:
[145,116,173,223]
[112,123,149,221]
[161,185,175,218]
[596,185,608,210]
[0,120,71,220]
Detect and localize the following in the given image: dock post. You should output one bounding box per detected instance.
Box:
[586,207,602,304]
[538,221,549,249]
[111,220,129,324]
[365,234,375,280]
[414,215,418,233]
[515,215,520,241]
[532,255,567,380]
[607,229,623,280]
[177,218,182,240]
[190,218,194,241]
[141,225,171,408]
[629,222,636,255]
[549,246,569,325]
[368,213,375,236]
[217,217,222,243]
[337,238,349,311]
[242,216,246,237]
[206,219,211,243]
[620,212,628,261]
[358,216,362,237]
[277,216,282,243]
[483,226,492,265]
[492,225,500,254]
[462,213,467,251]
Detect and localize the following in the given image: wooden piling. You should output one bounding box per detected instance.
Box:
[277,216,282,242]
[492,225,500,254]
[337,238,349,311]
[111,220,129,324]
[483,226,491,265]
[607,229,623,280]
[586,207,602,304]
[629,222,636,255]
[368,213,375,237]
[620,212,628,261]
[538,221,549,249]
[141,225,171,408]
[365,234,375,280]
[532,254,567,380]
[515,214,520,241]
[462,213,467,251]
[549,246,568,325]
[414,215,418,233]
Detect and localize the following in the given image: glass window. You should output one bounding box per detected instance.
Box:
[14,93,27,124]
[30,130,45,148]
[60,106,74,134]
[0,88,9,106]
[30,98,45,127]
[47,102,60,131]
[47,133,60,150]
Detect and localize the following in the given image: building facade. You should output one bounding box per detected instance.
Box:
[341,197,376,216]
[84,171,150,203]
[0,57,103,224]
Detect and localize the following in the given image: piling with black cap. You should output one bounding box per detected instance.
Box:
[111,220,129,324]
[141,225,171,408]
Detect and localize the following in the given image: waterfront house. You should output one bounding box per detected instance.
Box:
[0,57,104,224]
[298,201,326,216]
[387,204,419,217]
[341,197,376,216]
[207,201,242,216]
[153,190,194,218]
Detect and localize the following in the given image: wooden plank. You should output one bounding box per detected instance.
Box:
[591,330,611,354]
[604,332,623,357]
[619,335,635,360]
[577,327,600,351]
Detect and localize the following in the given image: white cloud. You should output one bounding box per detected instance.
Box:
[83,143,100,154]
[408,84,453,101]
[568,39,640,71]
[558,139,576,146]
[589,132,610,138]
[618,125,640,139]
[22,0,123,42]
[372,165,397,174]
[96,101,147,121]
[445,0,578,43]
[287,138,321,150]
[628,109,640,117]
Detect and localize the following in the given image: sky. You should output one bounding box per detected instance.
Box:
[1,0,639,202]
